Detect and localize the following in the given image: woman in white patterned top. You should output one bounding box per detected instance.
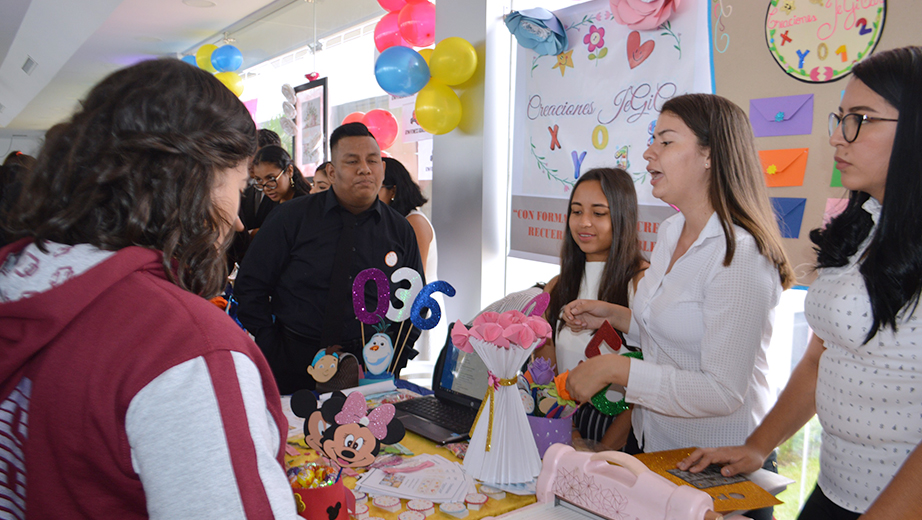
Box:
[561,93,794,520]
[680,46,922,520]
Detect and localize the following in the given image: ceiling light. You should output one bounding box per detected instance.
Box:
[22,56,37,75]
[182,0,216,7]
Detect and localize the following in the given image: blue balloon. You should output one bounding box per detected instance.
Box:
[211,45,243,73]
[181,55,198,66]
[374,46,430,97]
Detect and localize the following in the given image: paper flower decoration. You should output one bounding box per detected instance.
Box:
[453,310,552,484]
[452,310,552,353]
[527,357,555,386]
[610,0,682,31]
[504,8,568,57]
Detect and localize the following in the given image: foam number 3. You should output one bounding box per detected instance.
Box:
[353,268,391,324]
[410,281,456,330]
[386,267,424,322]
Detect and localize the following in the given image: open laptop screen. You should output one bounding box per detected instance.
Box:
[438,341,490,404]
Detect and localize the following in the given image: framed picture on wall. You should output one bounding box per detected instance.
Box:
[294,77,328,177]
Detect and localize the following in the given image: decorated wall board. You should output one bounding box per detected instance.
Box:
[710,0,917,284]
[509,0,713,263]
[764,0,886,83]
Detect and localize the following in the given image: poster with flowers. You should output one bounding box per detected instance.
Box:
[509,0,713,262]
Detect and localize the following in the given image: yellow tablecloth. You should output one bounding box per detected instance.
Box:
[286,430,536,520]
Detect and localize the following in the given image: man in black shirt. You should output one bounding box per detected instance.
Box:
[235,123,424,393]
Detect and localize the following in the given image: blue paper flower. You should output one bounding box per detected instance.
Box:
[504,8,568,57]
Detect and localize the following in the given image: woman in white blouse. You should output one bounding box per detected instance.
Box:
[680,46,922,520]
[562,94,793,452]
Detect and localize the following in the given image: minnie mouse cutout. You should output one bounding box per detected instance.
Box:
[292,390,405,469]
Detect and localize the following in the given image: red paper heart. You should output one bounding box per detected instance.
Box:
[626,31,655,69]
[305,72,320,81]
[584,321,623,359]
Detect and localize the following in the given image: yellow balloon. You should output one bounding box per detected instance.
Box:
[215,71,244,97]
[418,48,433,65]
[414,79,462,135]
[429,37,477,86]
[196,44,218,73]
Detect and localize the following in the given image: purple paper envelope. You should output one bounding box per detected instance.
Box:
[750,94,814,138]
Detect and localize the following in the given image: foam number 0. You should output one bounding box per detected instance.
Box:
[353,268,392,324]
[591,125,609,150]
[386,267,424,322]
[410,281,456,330]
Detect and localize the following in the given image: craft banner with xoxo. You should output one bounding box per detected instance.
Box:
[509,0,713,262]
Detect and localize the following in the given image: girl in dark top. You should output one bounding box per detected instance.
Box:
[251,145,310,204]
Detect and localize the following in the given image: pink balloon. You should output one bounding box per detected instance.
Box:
[361,109,399,150]
[342,111,365,125]
[378,0,407,11]
[374,12,410,52]
[398,1,436,47]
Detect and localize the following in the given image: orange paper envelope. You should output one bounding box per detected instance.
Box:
[759,148,809,188]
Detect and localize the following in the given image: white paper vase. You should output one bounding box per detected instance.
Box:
[462,336,542,484]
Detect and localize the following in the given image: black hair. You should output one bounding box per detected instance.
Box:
[382,157,427,216]
[546,168,647,340]
[810,46,922,343]
[330,122,375,153]
[257,128,282,149]
[252,145,310,198]
[7,58,256,297]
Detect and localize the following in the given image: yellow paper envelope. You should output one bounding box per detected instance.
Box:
[759,148,809,188]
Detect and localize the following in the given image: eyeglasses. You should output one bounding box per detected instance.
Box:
[252,169,285,191]
[828,112,898,143]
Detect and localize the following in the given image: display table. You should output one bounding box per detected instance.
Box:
[282,387,536,520]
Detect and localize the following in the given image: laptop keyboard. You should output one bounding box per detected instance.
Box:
[394,396,479,434]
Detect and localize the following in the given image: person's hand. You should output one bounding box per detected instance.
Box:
[562,299,610,332]
[566,355,623,403]
[676,444,767,477]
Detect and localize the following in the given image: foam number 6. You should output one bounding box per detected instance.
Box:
[410,281,456,330]
[353,268,391,324]
[386,267,424,322]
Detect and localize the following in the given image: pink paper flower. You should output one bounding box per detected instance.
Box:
[583,25,605,52]
[451,320,474,353]
[610,0,681,31]
[504,323,536,348]
[473,311,501,326]
[455,311,552,351]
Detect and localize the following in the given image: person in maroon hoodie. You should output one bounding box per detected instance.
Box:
[0,59,298,519]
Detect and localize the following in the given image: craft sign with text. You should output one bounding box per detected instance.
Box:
[764,0,886,83]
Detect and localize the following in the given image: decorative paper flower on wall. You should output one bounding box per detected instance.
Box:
[504,8,569,57]
[609,0,682,31]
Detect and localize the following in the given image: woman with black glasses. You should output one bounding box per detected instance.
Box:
[251,145,310,204]
[680,46,922,520]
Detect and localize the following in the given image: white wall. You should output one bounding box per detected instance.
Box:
[0,131,44,158]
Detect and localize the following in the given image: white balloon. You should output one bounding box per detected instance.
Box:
[280,117,297,137]
[282,101,297,119]
[281,83,296,104]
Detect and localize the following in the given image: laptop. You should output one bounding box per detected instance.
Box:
[393,323,490,444]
